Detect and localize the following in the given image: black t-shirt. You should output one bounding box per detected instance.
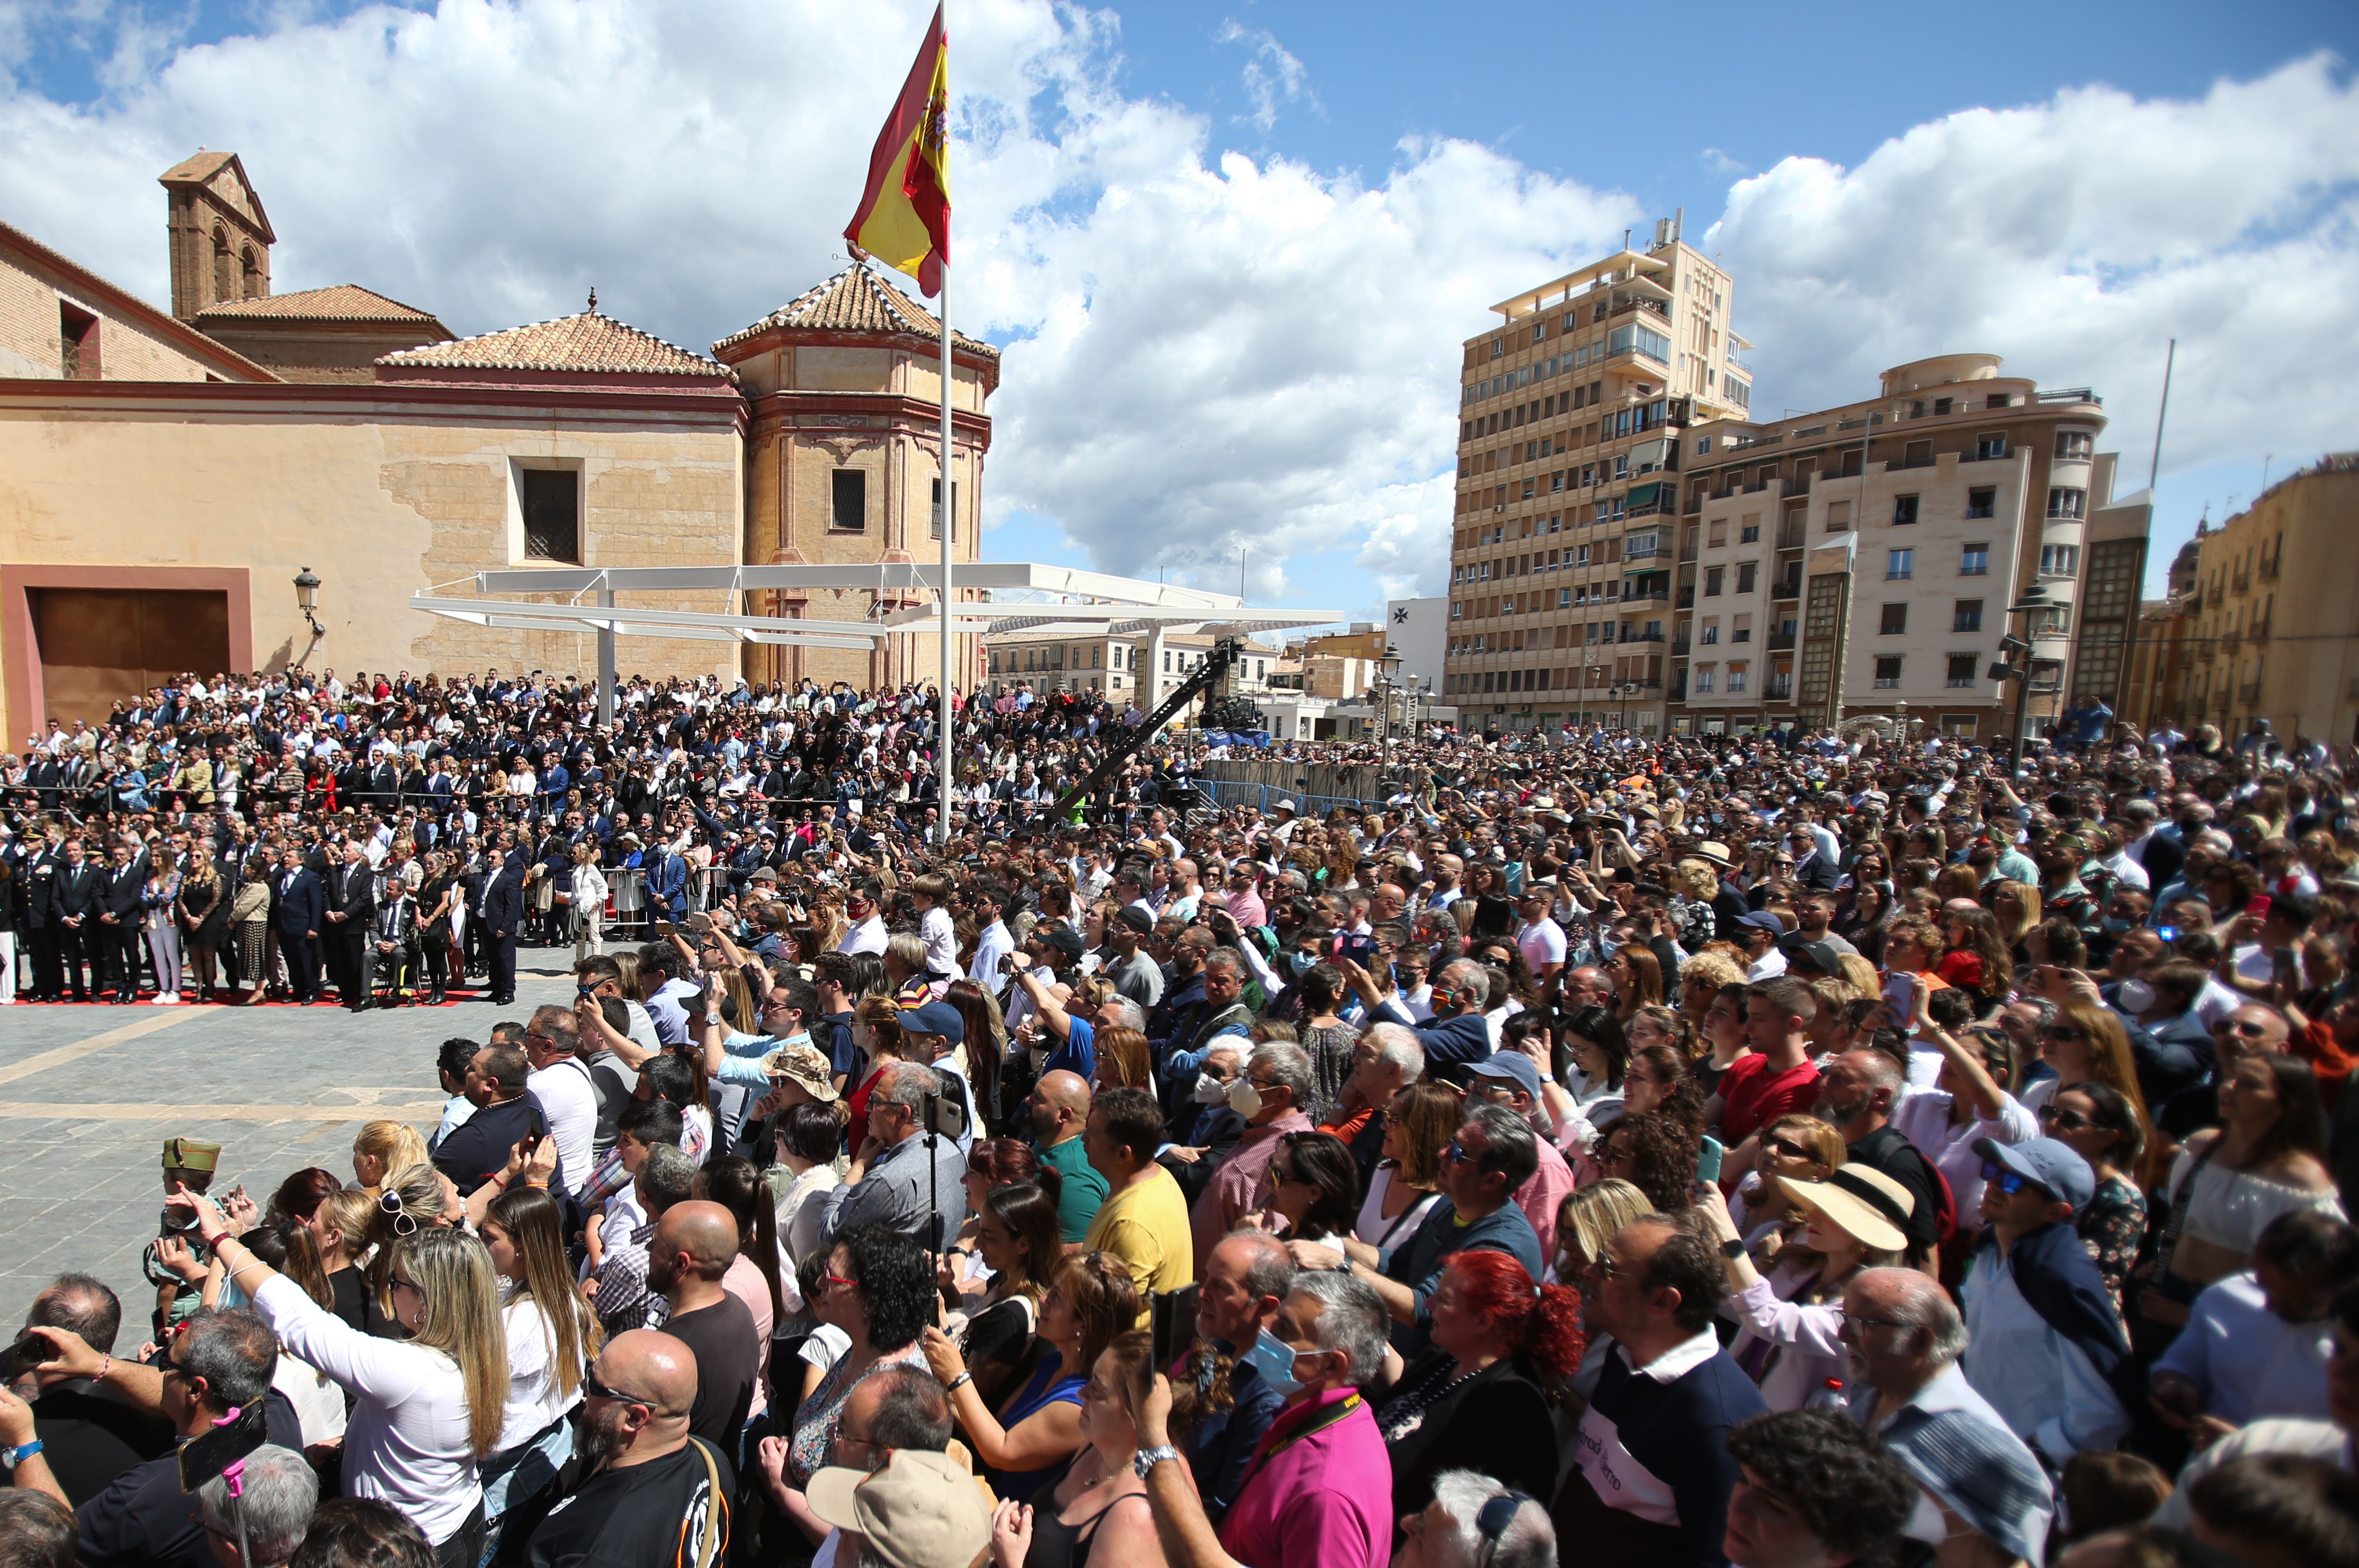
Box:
[525,1438,732,1568]
[73,1390,303,1568]
[1847,1123,1949,1267]
[658,1296,758,1453]
[4,1382,171,1507]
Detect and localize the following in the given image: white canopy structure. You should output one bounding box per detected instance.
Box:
[410,561,1342,727]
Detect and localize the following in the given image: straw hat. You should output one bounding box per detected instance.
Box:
[1782,1164,1915,1255]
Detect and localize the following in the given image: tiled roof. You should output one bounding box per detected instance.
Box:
[713,264,998,356]
[195,284,446,326]
[379,308,726,377]
[157,150,238,185]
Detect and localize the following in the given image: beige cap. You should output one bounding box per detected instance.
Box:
[806,1450,991,1568]
[759,1038,842,1104]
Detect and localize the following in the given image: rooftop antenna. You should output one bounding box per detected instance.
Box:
[587,286,598,313]
[1239,546,1247,598]
[2261,453,2274,493]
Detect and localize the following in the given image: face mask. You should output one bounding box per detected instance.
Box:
[2103,917,2132,934]
[1193,1074,1231,1105]
[1246,1328,1303,1396]
[1228,1078,1264,1118]
[2117,977,2155,1013]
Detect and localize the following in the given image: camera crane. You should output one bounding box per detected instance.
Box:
[1051,634,1259,819]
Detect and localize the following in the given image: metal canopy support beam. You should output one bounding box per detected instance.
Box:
[475,561,1245,611]
[596,580,615,728]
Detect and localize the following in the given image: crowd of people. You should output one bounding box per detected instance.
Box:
[1,665,2357,1568]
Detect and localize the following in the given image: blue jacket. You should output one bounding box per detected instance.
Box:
[1383,1198,1543,1357]
[269,867,324,936]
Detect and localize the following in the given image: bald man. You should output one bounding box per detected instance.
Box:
[527,1329,733,1562]
[650,1200,757,1452]
[1026,1069,1109,1244]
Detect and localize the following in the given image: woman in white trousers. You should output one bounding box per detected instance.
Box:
[569,841,609,962]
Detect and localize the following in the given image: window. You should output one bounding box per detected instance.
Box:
[1727,663,1749,693]
[1887,549,1914,580]
[2056,431,2095,460]
[2040,543,2080,576]
[1933,396,1954,415]
[1986,393,2012,409]
[1696,437,1712,455]
[1825,499,1852,532]
[1704,566,1724,597]
[1975,433,2008,461]
[1946,655,1979,688]
[1708,519,1728,548]
[1874,656,1902,689]
[1954,599,1984,632]
[929,478,958,540]
[1700,620,1719,645]
[1694,667,1715,693]
[2047,487,2087,520]
[1731,614,1752,643]
[520,468,580,562]
[1739,521,1760,543]
[1903,439,1933,468]
[1736,562,1757,594]
[1960,542,1989,576]
[831,468,868,531]
[1965,486,1996,519]
[58,302,99,380]
[1940,713,1978,738]
[1892,495,1920,526]
[1880,603,1909,635]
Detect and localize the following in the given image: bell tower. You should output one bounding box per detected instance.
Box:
[158,150,275,319]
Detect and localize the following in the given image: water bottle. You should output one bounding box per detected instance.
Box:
[1804,1377,1848,1412]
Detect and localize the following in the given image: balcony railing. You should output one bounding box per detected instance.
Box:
[1668,682,1687,701]
[1675,587,1695,608]
[2233,572,2251,594]
[1782,476,1811,497]
[2036,388,2102,405]
[2240,682,2262,705]
[1771,581,1801,601]
[1765,677,1793,700]
[1776,526,1805,549]
[1684,494,1703,515]
[1672,637,1691,655]
[1621,586,1669,603]
[1767,631,1795,650]
[2258,555,2280,580]
[1678,543,1699,561]
[1620,630,1664,643]
[2221,629,2242,651]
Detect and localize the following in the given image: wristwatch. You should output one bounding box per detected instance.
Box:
[2,1439,42,1468]
[1133,1444,1180,1480]
[1720,1238,1748,1260]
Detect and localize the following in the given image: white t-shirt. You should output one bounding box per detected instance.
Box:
[529,1058,599,1197]
[919,904,960,977]
[1515,918,1568,973]
[496,1289,582,1451]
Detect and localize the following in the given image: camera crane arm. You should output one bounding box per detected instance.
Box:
[1051,637,1241,818]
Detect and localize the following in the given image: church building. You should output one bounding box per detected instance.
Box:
[0,151,995,737]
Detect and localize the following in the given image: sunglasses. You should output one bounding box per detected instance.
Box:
[2036,1104,2094,1133]
[2213,1018,2272,1037]
[378,1189,420,1238]
[2036,1025,2085,1042]
[1978,1161,2050,1200]
[581,1366,663,1410]
[1761,1136,1813,1162]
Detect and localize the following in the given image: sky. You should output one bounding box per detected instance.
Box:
[2,0,2354,624]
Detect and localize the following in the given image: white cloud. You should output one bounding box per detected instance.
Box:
[1710,55,2359,500]
[0,8,2349,616]
[1212,18,1311,133]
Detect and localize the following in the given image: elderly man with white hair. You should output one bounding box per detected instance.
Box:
[1392,1470,1554,1568]
[1840,1267,2053,1567]
[198,1444,317,1568]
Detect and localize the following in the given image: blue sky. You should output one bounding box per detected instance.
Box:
[3,0,2354,616]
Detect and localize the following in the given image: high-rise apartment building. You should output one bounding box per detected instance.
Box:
[1445,221,1751,734]
[1672,355,2149,741]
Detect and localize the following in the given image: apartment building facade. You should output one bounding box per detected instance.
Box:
[1445,222,1752,734]
[2129,456,2359,743]
[1669,354,2148,743]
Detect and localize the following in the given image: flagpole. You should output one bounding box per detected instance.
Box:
[937,260,954,846]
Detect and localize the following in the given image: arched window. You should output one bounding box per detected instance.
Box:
[240,246,262,299]
[211,225,233,301]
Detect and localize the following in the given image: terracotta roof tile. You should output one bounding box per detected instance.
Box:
[713,264,998,356]
[379,309,726,377]
[195,284,446,327]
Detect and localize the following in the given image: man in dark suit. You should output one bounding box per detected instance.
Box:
[320,840,377,1011]
[20,833,67,1001]
[480,846,523,1006]
[93,842,144,1002]
[268,846,324,1003]
[371,882,418,1005]
[47,840,104,1003]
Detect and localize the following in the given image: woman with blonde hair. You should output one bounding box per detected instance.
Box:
[1091,1025,1154,1094]
[478,1185,600,1552]
[1989,880,2043,955]
[568,840,609,961]
[1669,859,1724,951]
[172,1192,510,1558]
[1729,1112,1846,1240]
[1677,949,1746,1033]
[351,1121,430,1200]
[1553,1178,1657,1399]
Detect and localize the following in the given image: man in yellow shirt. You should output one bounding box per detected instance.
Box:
[1080,1086,1194,1321]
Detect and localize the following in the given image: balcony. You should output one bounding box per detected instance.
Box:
[2221,629,2242,651]
[1765,677,1793,700]
[2035,388,2103,406]
[1678,543,1699,561]
[1782,476,1812,497]
[1776,525,1805,549]
[1684,494,1703,515]
[2232,571,2251,594]
[1742,479,1772,494]
[2258,554,2280,580]
[1672,637,1691,655]
[1767,630,1795,651]
[1668,681,1687,702]
[1676,587,1695,607]
[1620,586,1669,604]
[1771,580,1801,602]
[1621,630,1665,643]
[2240,682,2262,705]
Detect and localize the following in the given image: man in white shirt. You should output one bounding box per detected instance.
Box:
[524,1005,600,1198]
[1732,911,1789,981]
[2149,1211,2356,1437]
[836,886,887,956]
[1512,886,1567,993]
[967,884,1014,987]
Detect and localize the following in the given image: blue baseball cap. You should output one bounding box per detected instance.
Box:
[1469,1051,1543,1100]
[1971,1135,2094,1214]
[895,1000,966,1045]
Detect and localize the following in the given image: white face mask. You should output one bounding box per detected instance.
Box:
[2116,977,2156,1014]
[1228,1078,1264,1118]
[1194,1074,1232,1105]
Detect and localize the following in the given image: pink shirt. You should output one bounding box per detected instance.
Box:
[1218,1389,1391,1568]
[1513,1134,1578,1273]
[721,1253,776,1418]
[1191,1112,1313,1276]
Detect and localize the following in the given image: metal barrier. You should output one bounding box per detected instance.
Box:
[1194,779,1391,816]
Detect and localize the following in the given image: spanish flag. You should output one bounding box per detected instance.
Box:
[845,4,950,297]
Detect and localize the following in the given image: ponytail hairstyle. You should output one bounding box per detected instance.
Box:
[248,1220,333,1310]
[365,1162,449,1315]
[313,1189,376,1269]
[484,1186,600,1402]
[694,1157,787,1324]
[1443,1248,1587,1383]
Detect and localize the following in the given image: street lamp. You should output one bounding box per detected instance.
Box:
[2001,582,2052,773]
[292,567,324,668]
[1372,643,1405,744]
[1616,680,1641,732]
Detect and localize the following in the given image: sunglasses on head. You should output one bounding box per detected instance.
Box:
[377,1188,420,1238]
